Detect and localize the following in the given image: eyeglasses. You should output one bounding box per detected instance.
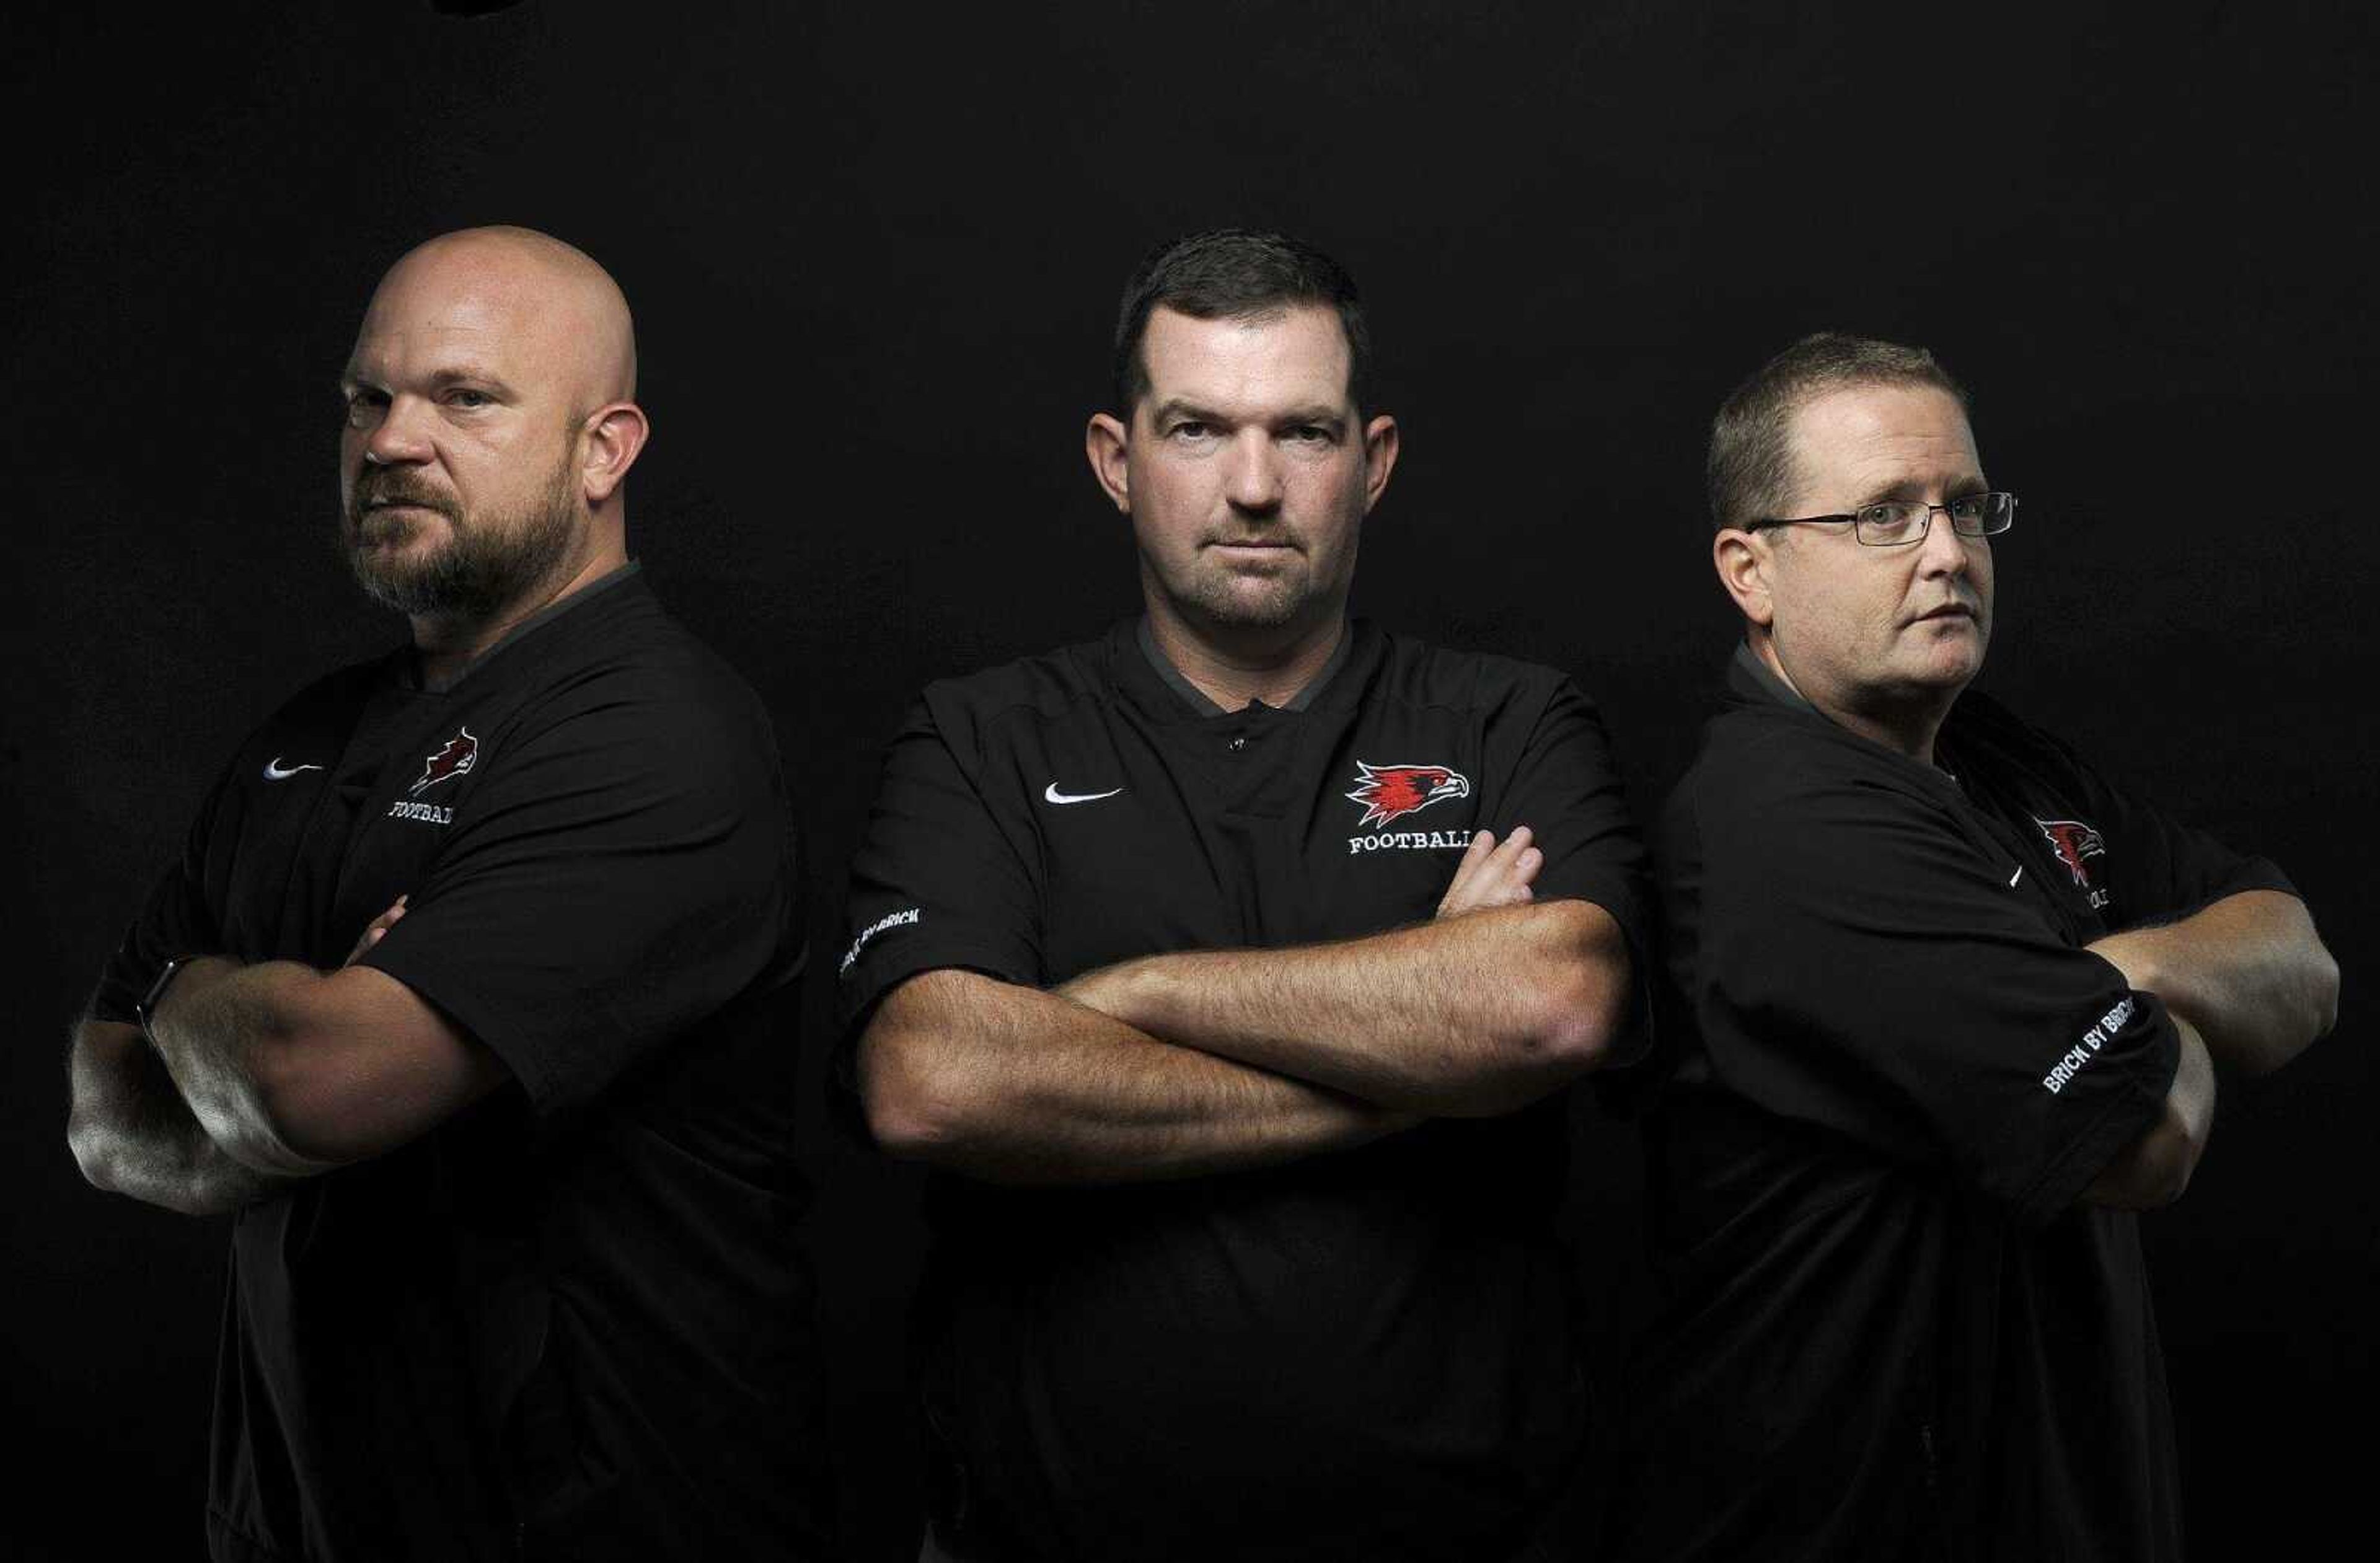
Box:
[1748,491,2017,547]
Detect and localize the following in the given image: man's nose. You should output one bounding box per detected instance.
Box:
[1224,431,1285,512]
[1916,504,1973,575]
[358,396,434,466]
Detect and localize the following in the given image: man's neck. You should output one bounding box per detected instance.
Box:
[410,546,628,689]
[1750,633,1954,768]
[1144,603,1347,713]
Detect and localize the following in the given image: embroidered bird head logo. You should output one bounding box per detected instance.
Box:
[2035,817,2105,887]
[410,726,480,796]
[1345,762,1471,829]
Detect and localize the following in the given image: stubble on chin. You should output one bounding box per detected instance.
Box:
[1189,575,1301,630]
[1167,547,1318,633]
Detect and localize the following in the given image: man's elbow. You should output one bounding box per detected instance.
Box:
[2302,943,2342,1047]
[66,1107,128,1198]
[66,1026,139,1197]
[1517,905,1633,1073]
[2085,1104,2211,1211]
[2257,902,2343,1072]
[2112,1133,2203,1210]
[1445,912,1631,1115]
[1517,971,1620,1079]
[858,1026,977,1165]
[2236,943,2342,1076]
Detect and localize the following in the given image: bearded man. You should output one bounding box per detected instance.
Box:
[68,227,833,1561]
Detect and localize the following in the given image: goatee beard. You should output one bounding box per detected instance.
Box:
[344,461,579,622]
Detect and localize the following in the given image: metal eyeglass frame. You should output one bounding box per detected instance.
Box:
[1747,491,2017,546]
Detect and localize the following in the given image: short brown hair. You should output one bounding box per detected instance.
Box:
[1112,228,1371,419]
[1706,333,1969,532]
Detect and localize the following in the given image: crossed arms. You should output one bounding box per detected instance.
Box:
[860,827,1637,1184]
[2080,889,2338,1209]
[68,899,508,1215]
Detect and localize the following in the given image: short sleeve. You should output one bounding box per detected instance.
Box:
[1685,759,2179,1229]
[835,695,1042,1036]
[358,684,798,1119]
[1491,678,1655,1061]
[90,768,231,1024]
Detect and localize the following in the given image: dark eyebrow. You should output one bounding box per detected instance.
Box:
[1145,400,1347,433]
[1271,407,1347,431]
[1148,398,1227,427]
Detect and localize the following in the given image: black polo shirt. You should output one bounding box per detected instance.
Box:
[92,566,832,1562]
[840,617,1651,1563]
[1606,647,2298,1562]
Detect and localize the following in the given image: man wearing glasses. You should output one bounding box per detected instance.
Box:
[1605,334,2338,1559]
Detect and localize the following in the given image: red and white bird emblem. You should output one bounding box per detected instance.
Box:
[2034,816,2106,887]
[410,726,480,796]
[1345,761,1471,829]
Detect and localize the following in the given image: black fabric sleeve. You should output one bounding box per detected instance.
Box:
[835,693,1042,1039]
[1689,751,2179,1228]
[1488,677,1655,1062]
[358,681,797,1119]
[90,768,231,1023]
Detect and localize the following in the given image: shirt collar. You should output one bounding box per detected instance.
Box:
[416,560,643,693]
[1134,615,1354,717]
[1727,638,1820,715]
[1726,639,1966,788]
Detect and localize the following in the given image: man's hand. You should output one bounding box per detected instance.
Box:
[1437,827,1542,918]
[343,896,407,967]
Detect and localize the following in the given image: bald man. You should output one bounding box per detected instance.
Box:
[68,228,833,1561]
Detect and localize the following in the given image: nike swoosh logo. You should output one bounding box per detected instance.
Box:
[263,758,325,781]
[2008,866,2024,887]
[1044,783,1122,806]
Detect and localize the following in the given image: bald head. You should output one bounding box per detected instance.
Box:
[339,227,651,640]
[359,226,637,413]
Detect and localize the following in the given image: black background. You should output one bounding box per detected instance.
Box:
[8,3,2371,1559]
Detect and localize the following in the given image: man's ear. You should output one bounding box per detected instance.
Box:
[1360,414,1399,513]
[581,400,650,505]
[1085,412,1132,515]
[1713,527,1776,629]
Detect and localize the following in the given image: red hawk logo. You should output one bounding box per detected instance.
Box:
[2034,817,2105,887]
[410,726,480,796]
[1346,761,1471,829]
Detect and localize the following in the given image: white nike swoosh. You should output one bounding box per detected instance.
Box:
[2008,866,2024,887]
[263,758,325,781]
[1044,783,1123,805]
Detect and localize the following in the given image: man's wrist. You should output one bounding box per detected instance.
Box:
[145,954,237,1051]
[136,956,198,1049]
